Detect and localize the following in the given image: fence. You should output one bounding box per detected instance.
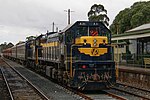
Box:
[114,53,150,67]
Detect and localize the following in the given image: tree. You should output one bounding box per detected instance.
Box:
[0,42,14,52]
[26,36,36,41]
[110,1,150,34]
[88,4,109,26]
[7,42,14,48]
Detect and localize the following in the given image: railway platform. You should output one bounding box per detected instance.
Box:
[117,64,150,91]
[118,65,150,74]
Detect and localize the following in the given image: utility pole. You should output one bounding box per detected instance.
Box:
[56,27,58,32]
[52,22,55,32]
[68,9,70,25]
[116,23,119,79]
[64,9,74,25]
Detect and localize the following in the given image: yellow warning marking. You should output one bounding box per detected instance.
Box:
[78,48,107,56]
[91,48,99,56]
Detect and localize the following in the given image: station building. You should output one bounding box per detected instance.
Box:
[112,23,150,67]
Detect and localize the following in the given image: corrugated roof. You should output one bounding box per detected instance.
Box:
[126,23,150,32]
[112,32,150,41]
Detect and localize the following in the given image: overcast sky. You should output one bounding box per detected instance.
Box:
[0,0,149,44]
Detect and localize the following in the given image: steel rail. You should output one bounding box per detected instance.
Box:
[60,84,93,100]
[0,68,14,100]
[112,86,150,100]
[73,91,93,100]
[2,59,50,100]
[117,82,150,93]
[62,83,127,100]
[104,91,127,100]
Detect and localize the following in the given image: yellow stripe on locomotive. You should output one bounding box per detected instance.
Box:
[40,42,58,47]
[75,36,108,56]
[78,48,107,56]
[75,36,108,47]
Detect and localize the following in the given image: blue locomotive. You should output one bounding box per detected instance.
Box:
[3,21,116,90]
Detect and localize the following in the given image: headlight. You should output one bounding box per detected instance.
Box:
[93,43,97,46]
[93,39,97,43]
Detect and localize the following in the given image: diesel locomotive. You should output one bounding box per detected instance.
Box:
[2,21,116,90]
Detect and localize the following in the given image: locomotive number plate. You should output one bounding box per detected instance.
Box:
[91,48,99,56]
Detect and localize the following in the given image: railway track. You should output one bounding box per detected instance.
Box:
[2,58,125,100]
[81,90,127,100]
[102,82,150,100]
[49,79,127,100]
[0,67,12,100]
[2,58,87,100]
[79,82,150,100]
[81,81,150,100]
[0,58,49,100]
[0,68,14,100]
[0,58,127,100]
[112,82,150,100]
[3,58,150,100]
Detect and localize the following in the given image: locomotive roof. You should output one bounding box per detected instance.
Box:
[47,32,59,38]
[62,23,74,32]
[62,21,110,33]
[46,32,57,35]
[16,42,25,46]
[35,34,44,40]
[35,32,58,40]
